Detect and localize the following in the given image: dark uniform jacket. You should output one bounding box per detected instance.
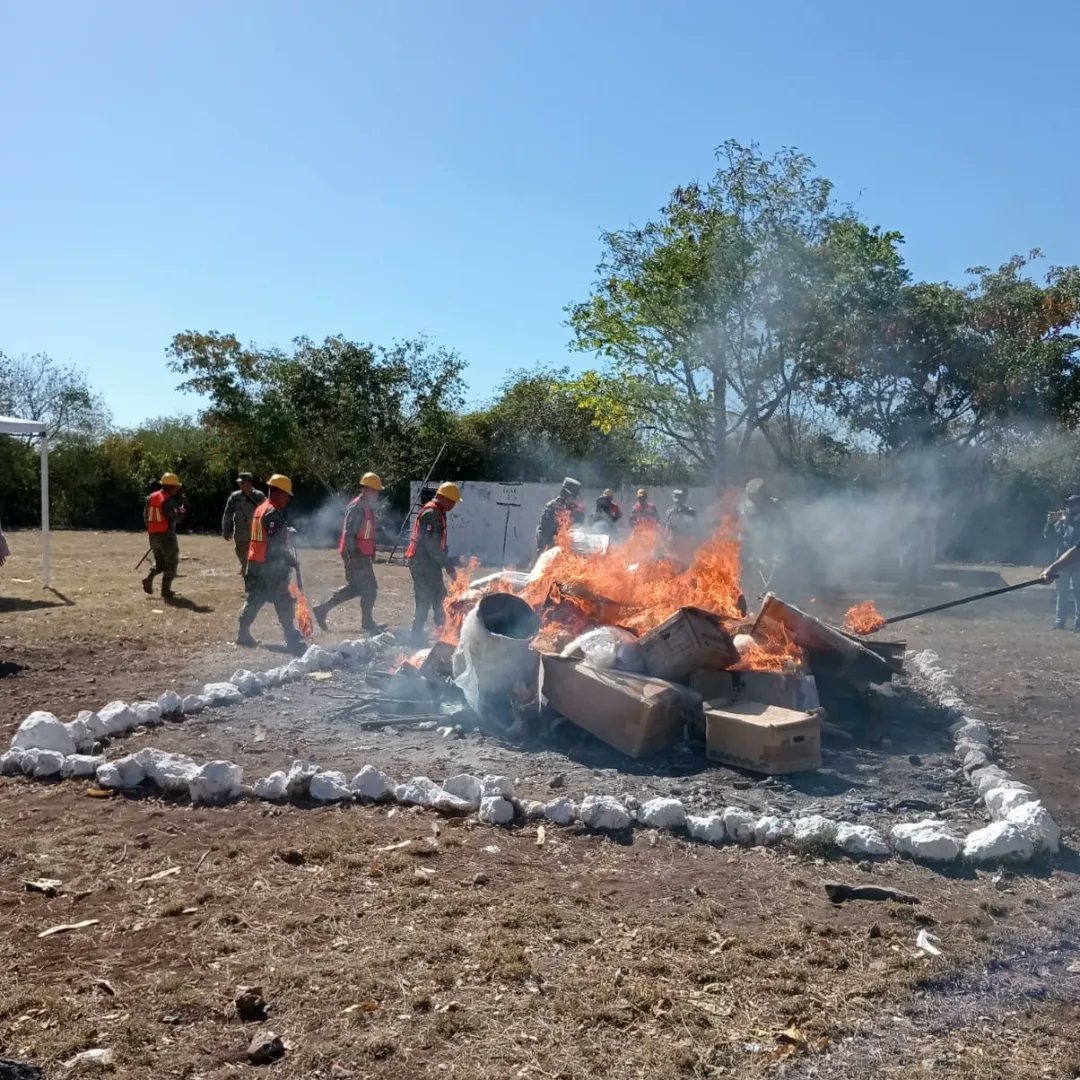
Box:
[537,497,584,551]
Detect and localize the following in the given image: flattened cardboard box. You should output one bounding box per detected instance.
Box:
[639,607,739,682]
[705,701,821,775]
[540,654,700,759]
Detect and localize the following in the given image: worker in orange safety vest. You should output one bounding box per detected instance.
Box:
[405,481,462,642]
[142,471,188,600]
[313,472,385,634]
[236,473,304,654]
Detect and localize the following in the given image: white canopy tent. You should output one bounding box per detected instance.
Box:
[0,415,50,586]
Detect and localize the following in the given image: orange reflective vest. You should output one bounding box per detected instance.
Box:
[405,501,447,560]
[146,490,170,535]
[339,496,377,558]
[247,501,275,564]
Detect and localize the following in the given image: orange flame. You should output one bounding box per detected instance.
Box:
[441,516,801,671]
[290,582,314,639]
[843,599,886,635]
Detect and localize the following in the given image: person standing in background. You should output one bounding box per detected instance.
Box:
[590,489,622,534]
[1043,495,1080,629]
[221,472,267,575]
[0,515,10,568]
[536,477,584,552]
[405,482,462,642]
[142,472,188,600]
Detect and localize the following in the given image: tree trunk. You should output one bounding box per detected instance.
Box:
[712,360,727,492]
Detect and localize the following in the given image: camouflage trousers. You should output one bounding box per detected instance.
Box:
[318,556,378,626]
[410,560,447,634]
[145,534,179,595]
[239,566,300,645]
[233,537,250,575]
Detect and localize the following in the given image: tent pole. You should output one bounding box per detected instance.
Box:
[40,433,50,587]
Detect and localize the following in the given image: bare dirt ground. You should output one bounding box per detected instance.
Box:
[3,532,1080,1078]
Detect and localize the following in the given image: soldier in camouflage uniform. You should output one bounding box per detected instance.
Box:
[405,482,463,642]
[535,477,584,553]
[664,488,699,568]
[236,473,304,654]
[221,471,266,574]
[142,472,188,600]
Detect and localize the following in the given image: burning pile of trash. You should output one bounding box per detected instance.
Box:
[394,519,904,777]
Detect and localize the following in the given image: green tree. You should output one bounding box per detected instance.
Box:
[0,351,111,439]
[568,140,905,486]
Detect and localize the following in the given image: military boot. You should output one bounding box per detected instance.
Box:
[236,627,257,647]
[141,574,154,595]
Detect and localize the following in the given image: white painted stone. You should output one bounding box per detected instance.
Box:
[963,821,1035,863]
[953,719,991,746]
[962,748,992,773]
[544,797,577,825]
[393,784,407,801]
[351,765,396,802]
[64,716,96,753]
[133,701,163,727]
[430,789,474,814]
[285,759,319,797]
[157,690,182,716]
[985,786,1037,820]
[399,776,441,807]
[1004,800,1061,855]
[261,668,284,688]
[278,664,303,683]
[481,775,515,799]
[76,710,108,742]
[286,658,311,677]
[968,766,1011,798]
[96,754,146,789]
[890,819,961,862]
[62,754,106,779]
[955,739,989,762]
[137,749,200,794]
[442,773,483,810]
[253,771,289,800]
[230,669,262,696]
[835,823,889,856]
[337,639,372,660]
[181,695,207,715]
[98,701,137,736]
[203,682,244,706]
[188,760,243,804]
[478,796,515,825]
[687,813,727,844]
[12,712,76,756]
[721,806,756,844]
[301,645,335,671]
[637,797,687,830]
[793,815,839,845]
[23,748,65,778]
[0,749,26,776]
[580,794,632,831]
[309,770,353,802]
[754,815,794,845]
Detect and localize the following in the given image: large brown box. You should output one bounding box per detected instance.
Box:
[540,655,698,759]
[638,607,739,682]
[705,701,821,775]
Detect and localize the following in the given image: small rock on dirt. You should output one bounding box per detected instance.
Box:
[12,711,76,755]
[544,797,576,825]
[637,797,686,830]
[247,1030,286,1066]
[0,1058,45,1080]
[580,794,631,831]
[548,773,566,790]
[478,796,515,826]
[235,986,269,1024]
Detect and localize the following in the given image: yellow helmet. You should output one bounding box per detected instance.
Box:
[602,488,614,498]
[636,488,647,498]
[159,472,181,487]
[267,474,293,496]
[437,481,462,503]
[360,472,383,491]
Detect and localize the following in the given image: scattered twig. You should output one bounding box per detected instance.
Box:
[39,919,100,938]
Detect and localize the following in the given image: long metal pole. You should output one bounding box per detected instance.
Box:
[40,432,50,587]
[880,576,1045,628]
[386,441,447,563]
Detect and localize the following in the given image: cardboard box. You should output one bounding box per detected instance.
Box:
[639,607,739,682]
[705,701,822,775]
[733,670,820,712]
[688,668,737,704]
[540,654,697,758]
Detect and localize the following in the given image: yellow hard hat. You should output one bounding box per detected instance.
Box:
[159,472,181,487]
[360,472,383,491]
[437,481,462,503]
[267,474,293,496]
[602,489,614,498]
[636,488,647,498]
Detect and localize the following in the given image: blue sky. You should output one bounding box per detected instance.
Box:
[1,0,1077,428]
